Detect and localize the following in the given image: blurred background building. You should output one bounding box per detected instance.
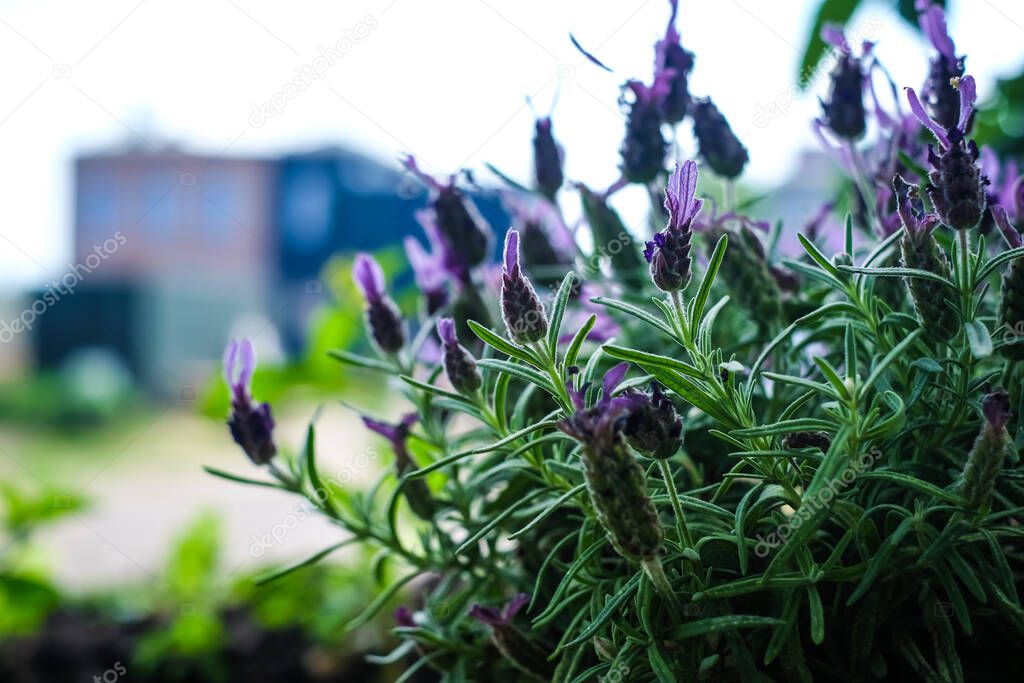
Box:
[29,145,507,395]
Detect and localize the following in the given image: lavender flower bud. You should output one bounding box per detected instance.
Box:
[559,365,664,563]
[532,117,564,200]
[224,339,276,465]
[958,389,1012,509]
[434,186,493,268]
[906,77,986,231]
[437,317,482,394]
[821,53,866,140]
[469,595,553,681]
[645,160,701,292]
[654,0,694,124]
[691,97,748,179]
[620,79,669,184]
[927,139,986,231]
[994,207,1024,360]
[354,253,405,354]
[893,176,960,340]
[500,230,548,344]
[363,413,434,520]
[404,156,493,270]
[623,382,683,460]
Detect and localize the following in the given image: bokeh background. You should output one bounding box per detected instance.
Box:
[0,0,1022,679]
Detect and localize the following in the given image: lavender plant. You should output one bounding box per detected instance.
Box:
[210,2,1024,680]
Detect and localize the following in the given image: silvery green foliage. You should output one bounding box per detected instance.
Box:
[212,2,1024,680]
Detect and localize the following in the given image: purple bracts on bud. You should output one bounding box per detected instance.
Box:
[821,52,866,140]
[224,339,276,465]
[691,97,748,179]
[655,0,694,124]
[958,389,1012,509]
[469,595,552,680]
[405,235,448,314]
[500,231,548,344]
[354,253,406,354]
[533,117,564,200]
[437,317,482,394]
[620,79,669,184]
[646,160,702,292]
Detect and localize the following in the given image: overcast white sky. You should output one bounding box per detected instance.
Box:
[1,0,1022,287]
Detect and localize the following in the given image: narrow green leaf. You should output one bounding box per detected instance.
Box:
[670,615,785,640]
[590,296,675,338]
[255,539,357,585]
[468,320,540,365]
[328,349,395,373]
[564,314,596,370]
[548,272,578,356]
[690,233,728,336]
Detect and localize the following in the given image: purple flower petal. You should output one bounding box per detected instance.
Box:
[401,154,442,191]
[353,253,386,303]
[992,206,1023,249]
[918,4,955,61]
[503,229,520,275]
[223,339,239,390]
[503,593,530,620]
[437,317,458,347]
[821,24,850,54]
[602,362,630,398]
[957,75,977,134]
[904,87,949,148]
[468,604,505,626]
[237,339,256,392]
[362,416,398,442]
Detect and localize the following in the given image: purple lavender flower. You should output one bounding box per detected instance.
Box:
[559,363,664,563]
[403,155,492,271]
[363,412,434,518]
[917,0,965,131]
[437,317,482,395]
[654,0,695,124]
[992,205,1023,250]
[906,76,987,231]
[645,160,701,292]
[224,339,276,465]
[819,24,868,140]
[500,230,548,344]
[620,77,671,184]
[469,594,552,679]
[533,117,564,200]
[354,253,406,354]
[691,97,748,179]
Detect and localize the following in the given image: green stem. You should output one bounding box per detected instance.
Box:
[659,459,694,550]
[642,557,676,601]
